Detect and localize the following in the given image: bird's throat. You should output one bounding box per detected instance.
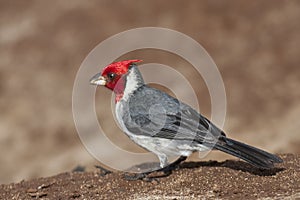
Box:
[113,66,144,103]
[113,77,126,103]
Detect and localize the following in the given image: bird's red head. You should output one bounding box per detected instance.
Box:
[90,60,142,100]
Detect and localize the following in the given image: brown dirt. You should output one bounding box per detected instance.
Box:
[1,154,299,199]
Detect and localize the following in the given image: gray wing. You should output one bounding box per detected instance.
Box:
[123,85,224,143]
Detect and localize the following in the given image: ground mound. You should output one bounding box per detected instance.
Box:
[1,154,299,199]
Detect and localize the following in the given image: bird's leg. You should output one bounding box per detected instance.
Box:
[124,156,187,181]
[160,156,187,174]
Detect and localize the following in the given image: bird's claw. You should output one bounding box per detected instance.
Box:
[124,173,160,182]
[124,173,146,181]
[95,165,112,176]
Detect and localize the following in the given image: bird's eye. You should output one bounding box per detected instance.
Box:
[107,73,116,80]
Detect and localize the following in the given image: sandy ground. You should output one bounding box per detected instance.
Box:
[0,0,300,185]
[0,154,299,199]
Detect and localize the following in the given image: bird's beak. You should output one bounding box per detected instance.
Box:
[90,73,106,86]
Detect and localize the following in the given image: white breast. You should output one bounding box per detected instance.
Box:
[121,69,139,101]
[115,101,128,134]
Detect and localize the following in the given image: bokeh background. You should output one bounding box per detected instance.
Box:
[1,0,299,184]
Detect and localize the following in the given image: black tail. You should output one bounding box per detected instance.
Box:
[214,137,283,169]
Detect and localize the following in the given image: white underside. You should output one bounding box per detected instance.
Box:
[115,68,210,168]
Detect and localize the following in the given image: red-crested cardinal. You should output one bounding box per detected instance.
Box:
[90,60,282,178]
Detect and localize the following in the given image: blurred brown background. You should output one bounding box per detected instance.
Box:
[1,0,300,184]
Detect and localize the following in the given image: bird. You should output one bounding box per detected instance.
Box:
[90,59,282,179]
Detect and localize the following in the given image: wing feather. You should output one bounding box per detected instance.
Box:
[123,85,224,144]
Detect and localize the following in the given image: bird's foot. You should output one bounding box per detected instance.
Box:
[95,165,112,176]
[161,168,173,176]
[123,169,173,182]
[123,156,187,181]
[161,163,180,173]
[123,172,157,182]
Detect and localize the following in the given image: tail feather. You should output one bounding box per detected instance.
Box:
[214,137,283,169]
